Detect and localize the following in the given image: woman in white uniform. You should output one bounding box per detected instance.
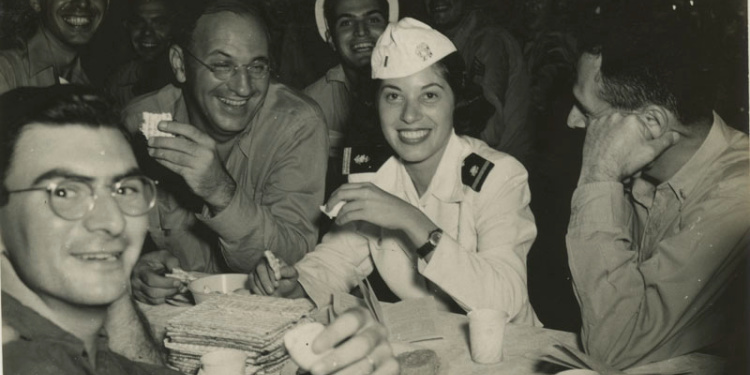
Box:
[250,18,540,326]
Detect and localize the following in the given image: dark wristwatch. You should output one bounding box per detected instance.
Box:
[416,228,443,258]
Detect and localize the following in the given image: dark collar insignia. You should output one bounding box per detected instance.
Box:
[462,153,494,192]
[342,144,392,175]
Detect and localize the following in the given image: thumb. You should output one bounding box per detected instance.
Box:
[164,255,181,271]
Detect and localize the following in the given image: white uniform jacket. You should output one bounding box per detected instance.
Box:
[297,133,541,326]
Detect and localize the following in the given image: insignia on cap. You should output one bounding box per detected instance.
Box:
[461,153,494,192]
[416,43,433,61]
[342,144,392,175]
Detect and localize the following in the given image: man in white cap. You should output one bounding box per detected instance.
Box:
[424,0,532,165]
[304,0,399,201]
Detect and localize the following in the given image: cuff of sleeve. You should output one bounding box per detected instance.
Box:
[569,182,629,232]
[297,267,334,308]
[196,187,257,241]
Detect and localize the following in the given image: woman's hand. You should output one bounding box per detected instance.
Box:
[327,183,438,248]
[248,257,305,298]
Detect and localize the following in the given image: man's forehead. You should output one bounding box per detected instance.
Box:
[10,124,137,182]
[334,0,387,15]
[192,11,268,52]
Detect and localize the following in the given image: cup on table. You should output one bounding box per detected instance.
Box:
[467,309,508,364]
[198,348,246,375]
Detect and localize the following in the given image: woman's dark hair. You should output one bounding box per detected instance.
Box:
[374,52,494,138]
[432,52,494,137]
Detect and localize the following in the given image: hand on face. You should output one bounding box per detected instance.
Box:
[131,250,182,305]
[579,112,680,184]
[308,307,399,375]
[147,121,236,214]
[248,257,304,298]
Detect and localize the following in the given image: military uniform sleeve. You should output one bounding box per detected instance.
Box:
[295,223,376,307]
[566,180,750,369]
[197,112,329,272]
[420,157,537,323]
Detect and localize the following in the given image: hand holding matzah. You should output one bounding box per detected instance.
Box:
[284,307,398,375]
[144,118,236,212]
[248,252,304,298]
[140,112,175,139]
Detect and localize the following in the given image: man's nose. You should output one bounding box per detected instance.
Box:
[567,106,586,129]
[354,20,369,36]
[227,68,253,97]
[83,194,126,236]
[70,0,91,9]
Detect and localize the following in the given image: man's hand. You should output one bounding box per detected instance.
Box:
[147,121,236,214]
[248,258,305,298]
[131,250,182,305]
[579,112,680,184]
[309,307,399,375]
[328,183,436,247]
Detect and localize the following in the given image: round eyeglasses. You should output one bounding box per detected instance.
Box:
[4,176,157,221]
[181,47,271,81]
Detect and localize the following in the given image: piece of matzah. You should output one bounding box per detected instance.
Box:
[264,250,282,280]
[140,112,174,139]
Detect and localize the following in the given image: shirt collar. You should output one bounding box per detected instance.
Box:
[631,112,731,207]
[371,131,465,204]
[665,112,731,203]
[26,27,85,81]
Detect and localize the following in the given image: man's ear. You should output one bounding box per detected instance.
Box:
[29,0,41,13]
[169,45,187,83]
[325,30,336,52]
[637,105,671,140]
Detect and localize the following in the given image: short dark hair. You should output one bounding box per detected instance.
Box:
[0,85,126,203]
[174,0,270,51]
[579,1,717,125]
[375,52,494,138]
[323,0,389,36]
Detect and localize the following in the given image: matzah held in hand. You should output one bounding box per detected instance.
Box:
[140,112,174,139]
[264,250,282,280]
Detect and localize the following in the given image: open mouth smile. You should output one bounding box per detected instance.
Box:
[73,252,123,262]
[218,97,248,107]
[62,15,94,27]
[398,129,430,144]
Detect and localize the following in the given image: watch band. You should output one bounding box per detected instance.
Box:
[416,228,443,258]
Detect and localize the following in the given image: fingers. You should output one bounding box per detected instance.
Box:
[335,201,366,226]
[327,343,397,375]
[148,148,195,168]
[157,121,212,145]
[313,307,371,353]
[326,183,375,211]
[249,260,277,296]
[310,309,390,375]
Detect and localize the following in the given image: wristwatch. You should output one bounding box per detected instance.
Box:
[416,228,443,258]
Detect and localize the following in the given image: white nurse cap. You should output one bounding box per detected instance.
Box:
[371,17,457,80]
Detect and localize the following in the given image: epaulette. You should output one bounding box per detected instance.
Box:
[461,153,494,192]
[342,144,392,176]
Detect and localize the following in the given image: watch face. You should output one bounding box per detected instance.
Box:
[429,230,442,245]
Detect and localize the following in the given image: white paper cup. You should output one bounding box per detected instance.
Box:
[200,349,246,375]
[467,309,508,364]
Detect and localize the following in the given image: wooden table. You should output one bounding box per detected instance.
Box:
[139,302,724,375]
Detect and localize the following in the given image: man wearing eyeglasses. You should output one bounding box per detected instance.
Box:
[0,85,175,374]
[0,85,395,375]
[122,0,328,304]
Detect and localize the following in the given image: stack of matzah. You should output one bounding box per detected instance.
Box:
[164,294,315,375]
